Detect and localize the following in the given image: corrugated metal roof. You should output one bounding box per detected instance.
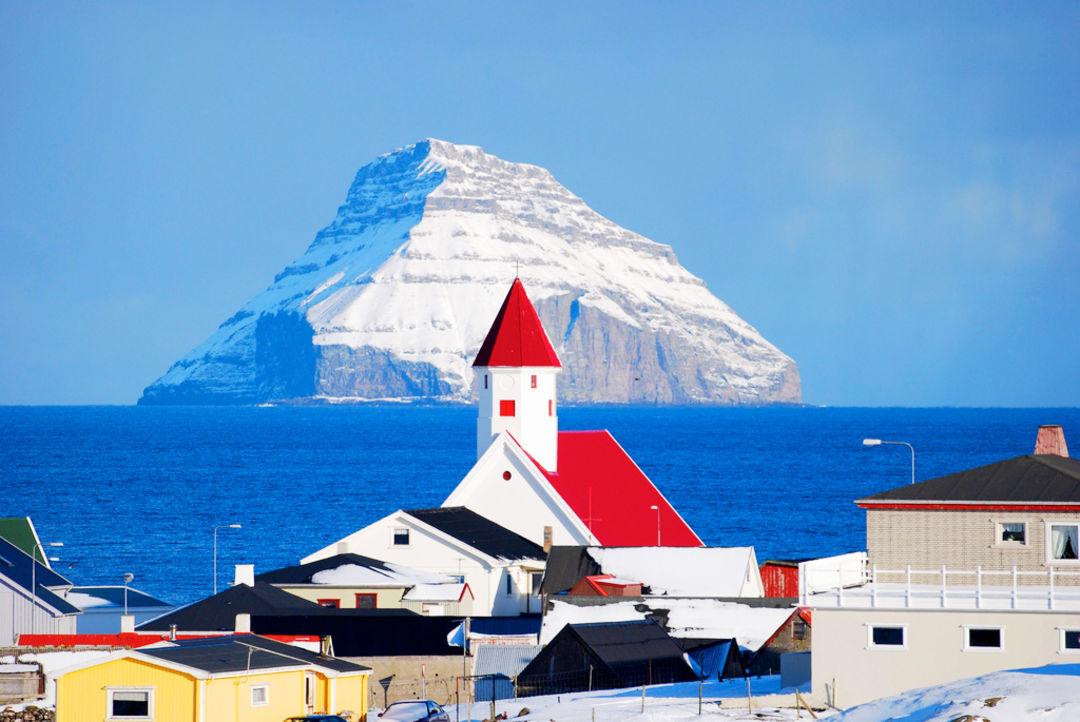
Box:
[473,644,541,678]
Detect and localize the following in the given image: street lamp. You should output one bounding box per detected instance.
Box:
[863,438,916,485]
[649,505,660,546]
[123,572,134,617]
[213,524,242,594]
[31,542,63,635]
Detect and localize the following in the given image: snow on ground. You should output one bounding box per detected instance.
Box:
[450,676,814,722]
[833,662,1080,722]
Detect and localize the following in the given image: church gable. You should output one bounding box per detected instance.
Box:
[443,433,591,548]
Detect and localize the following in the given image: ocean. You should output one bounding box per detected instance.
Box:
[2,405,1078,606]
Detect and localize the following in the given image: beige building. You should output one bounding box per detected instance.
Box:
[806,425,1080,708]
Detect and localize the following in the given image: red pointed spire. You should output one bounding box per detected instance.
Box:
[473,279,561,368]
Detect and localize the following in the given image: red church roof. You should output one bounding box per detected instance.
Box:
[535,431,703,547]
[472,279,561,368]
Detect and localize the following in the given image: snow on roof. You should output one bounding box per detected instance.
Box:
[65,591,111,609]
[402,583,470,602]
[541,598,793,652]
[310,561,455,587]
[585,546,756,596]
[537,432,703,547]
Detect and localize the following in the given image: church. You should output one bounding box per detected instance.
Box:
[304,279,703,615]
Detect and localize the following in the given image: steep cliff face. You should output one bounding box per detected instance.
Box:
[140,139,800,406]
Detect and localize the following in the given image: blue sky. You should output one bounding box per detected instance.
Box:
[1,2,1077,406]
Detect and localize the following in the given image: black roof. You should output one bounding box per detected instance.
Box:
[859,454,1080,504]
[0,536,79,615]
[540,546,601,595]
[256,553,399,584]
[137,582,321,632]
[405,507,545,561]
[571,620,688,667]
[141,634,369,674]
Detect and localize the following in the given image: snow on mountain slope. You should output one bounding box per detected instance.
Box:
[139,139,800,406]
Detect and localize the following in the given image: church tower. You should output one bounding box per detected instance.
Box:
[473,279,562,471]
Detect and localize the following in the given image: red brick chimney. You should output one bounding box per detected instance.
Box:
[1034,425,1069,457]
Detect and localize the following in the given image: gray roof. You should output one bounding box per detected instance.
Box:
[859,454,1080,504]
[406,507,545,561]
[473,644,541,678]
[137,582,320,632]
[0,536,79,615]
[141,634,369,675]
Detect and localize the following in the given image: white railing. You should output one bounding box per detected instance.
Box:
[802,563,1080,611]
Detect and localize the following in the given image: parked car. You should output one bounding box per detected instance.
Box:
[378,700,450,722]
[286,716,349,722]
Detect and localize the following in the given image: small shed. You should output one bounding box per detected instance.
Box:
[472,644,541,701]
[759,559,807,598]
[516,620,698,696]
[746,607,812,676]
[568,575,643,597]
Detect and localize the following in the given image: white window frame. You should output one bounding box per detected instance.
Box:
[865,623,907,650]
[1059,628,1080,654]
[106,687,155,721]
[251,683,269,706]
[962,625,1005,652]
[392,527,410,547]
[994,520,1027,546]
[1047,523,1080,564]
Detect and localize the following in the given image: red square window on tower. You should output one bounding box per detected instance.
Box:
[530,375,537,388]
[500,400,516,417]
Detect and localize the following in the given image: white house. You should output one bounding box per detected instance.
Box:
[303,507,547,616]
[807,425,1080,708]
[0,535,80,645]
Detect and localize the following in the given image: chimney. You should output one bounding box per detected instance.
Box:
[169,624,177,641]
[1035,425,1069,457]
[234,613,251,634]
[543,526,553,553]
[336,541,350,555]
[120,615,135,634]
[233,564,255,587]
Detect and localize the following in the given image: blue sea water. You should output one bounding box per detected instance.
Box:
[2,405,1078,606]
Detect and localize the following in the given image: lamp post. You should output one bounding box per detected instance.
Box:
[650,505,660,546]
[123,573,134,617]
[863,439,916,485]
[213,524,242,594]
[31,542,63,635]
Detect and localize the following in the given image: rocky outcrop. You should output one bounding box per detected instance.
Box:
[140,139,800,406]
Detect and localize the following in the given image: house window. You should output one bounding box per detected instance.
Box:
[500,400,516,417]
[964,626,1004,651]
[867,625,905,649]
[530,375,537,388]
[530,571,544,596]
[107,688,153,720]
[792,618,808,641]
[393,528,410,546]
[506,575,513,595]
[1050,524,1079,561]
[1060,629,1080,653]
[317,598,340,608]
[997,522,1026,545]
[251,684,269,706]
[355,593,377,609]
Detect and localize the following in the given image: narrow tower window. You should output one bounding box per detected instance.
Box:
[484,375,488,389]
[548,400,553,416]
[530,375,537,388]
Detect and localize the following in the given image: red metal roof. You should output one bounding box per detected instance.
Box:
[536,431,703,547]
[472,279,561,368]
[17,633,319,648]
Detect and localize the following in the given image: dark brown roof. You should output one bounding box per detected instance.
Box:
[858,454,1080,504]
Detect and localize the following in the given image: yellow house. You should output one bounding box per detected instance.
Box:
[52,634,369,722]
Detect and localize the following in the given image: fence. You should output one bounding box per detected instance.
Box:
[803,563,1080,610]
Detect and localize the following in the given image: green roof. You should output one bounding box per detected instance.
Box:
[0,517,47,565]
